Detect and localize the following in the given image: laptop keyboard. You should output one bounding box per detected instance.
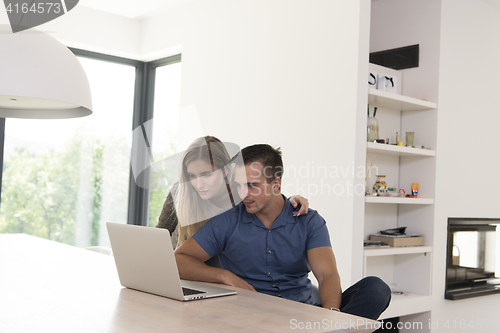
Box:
[182,287,207,296]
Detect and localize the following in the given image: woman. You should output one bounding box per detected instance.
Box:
[156,136,309,247]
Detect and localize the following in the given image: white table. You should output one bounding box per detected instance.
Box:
[0,234,377,332]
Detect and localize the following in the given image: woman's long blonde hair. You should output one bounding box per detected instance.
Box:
[175,136,234,246]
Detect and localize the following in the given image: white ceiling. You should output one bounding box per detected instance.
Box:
[80,0,500,20]
[78,0,192,19]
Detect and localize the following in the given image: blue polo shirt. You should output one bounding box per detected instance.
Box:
[192,195,331,304]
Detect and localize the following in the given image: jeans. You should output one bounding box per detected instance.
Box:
[339,276,391,320]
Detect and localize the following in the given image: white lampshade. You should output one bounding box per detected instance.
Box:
[0,25,92,119]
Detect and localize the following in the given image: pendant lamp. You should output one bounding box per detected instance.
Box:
[0,25,92,119]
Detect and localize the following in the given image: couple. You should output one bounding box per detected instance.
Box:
[157,136,390,320]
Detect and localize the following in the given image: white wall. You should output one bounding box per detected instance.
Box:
[370,0,441,103]
[141,0,371,287]
[433,0,500,330]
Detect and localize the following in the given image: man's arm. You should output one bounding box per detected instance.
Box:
[307,246,342,309]
[174,237,256,291]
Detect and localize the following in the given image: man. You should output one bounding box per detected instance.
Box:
[175,144,390,320]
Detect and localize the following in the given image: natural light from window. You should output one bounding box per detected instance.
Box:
[148,62,182,229]
[0,56,135,248]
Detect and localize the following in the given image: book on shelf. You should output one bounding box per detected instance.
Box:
[369,234,424,247]
[363,240,390,248]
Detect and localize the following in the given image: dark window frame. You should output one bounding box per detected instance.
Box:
[128,54,181,226]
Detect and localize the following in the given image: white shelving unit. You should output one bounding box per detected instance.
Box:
[368,88,436,111]
[364,246,432,257]
[363,73,437,325]
[379,293,432,320]
[365,197,434,205]
[367,142,435,157]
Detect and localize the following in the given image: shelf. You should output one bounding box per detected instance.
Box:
[364,246,432,257]
[366,142,435,157]
[368,88,437,111]
[365,65,436,322]
[365,197,434,205]
[379,293,432,320]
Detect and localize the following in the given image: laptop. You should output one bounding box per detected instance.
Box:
[106,222,237,301]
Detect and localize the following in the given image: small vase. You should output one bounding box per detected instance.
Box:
[373,175,388,195]
[367,116,379,142]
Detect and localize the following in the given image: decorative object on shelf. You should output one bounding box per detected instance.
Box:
[377,188,404,198]
[367,106,379,142]
[377,73,398,94]
[406,132,415,147]
[369,63,403,95]
[365,151,378,196]
[387,188,400,197]
[368,70,378,89]
[372,175,388,195]
[411,183,419,198]
[396,132,403,146]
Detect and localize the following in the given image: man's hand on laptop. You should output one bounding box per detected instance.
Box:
[220,270,257,292]
[175,237,256,292]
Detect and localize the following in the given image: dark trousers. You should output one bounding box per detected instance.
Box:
[316,276,391,320]
[339,276,391,320]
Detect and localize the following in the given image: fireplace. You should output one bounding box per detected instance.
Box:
[445,218,500,300]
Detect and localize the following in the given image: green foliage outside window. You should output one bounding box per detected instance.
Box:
[148,142,178,228]
[0,129,178,245]
[0,130,127,247]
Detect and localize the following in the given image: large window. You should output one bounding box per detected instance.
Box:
[0,51,183,247]
[148,60,182,228]
[0,56,135,247]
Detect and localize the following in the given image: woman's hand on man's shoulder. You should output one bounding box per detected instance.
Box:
[289,195,309,216]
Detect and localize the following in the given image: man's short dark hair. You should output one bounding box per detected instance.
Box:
[236,144,283,183]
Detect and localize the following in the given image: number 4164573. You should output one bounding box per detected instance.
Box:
[6,2,62,14]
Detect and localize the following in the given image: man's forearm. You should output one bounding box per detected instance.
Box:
[319,274,342,309]
[174,237,257,291]
[175,253,227,283]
